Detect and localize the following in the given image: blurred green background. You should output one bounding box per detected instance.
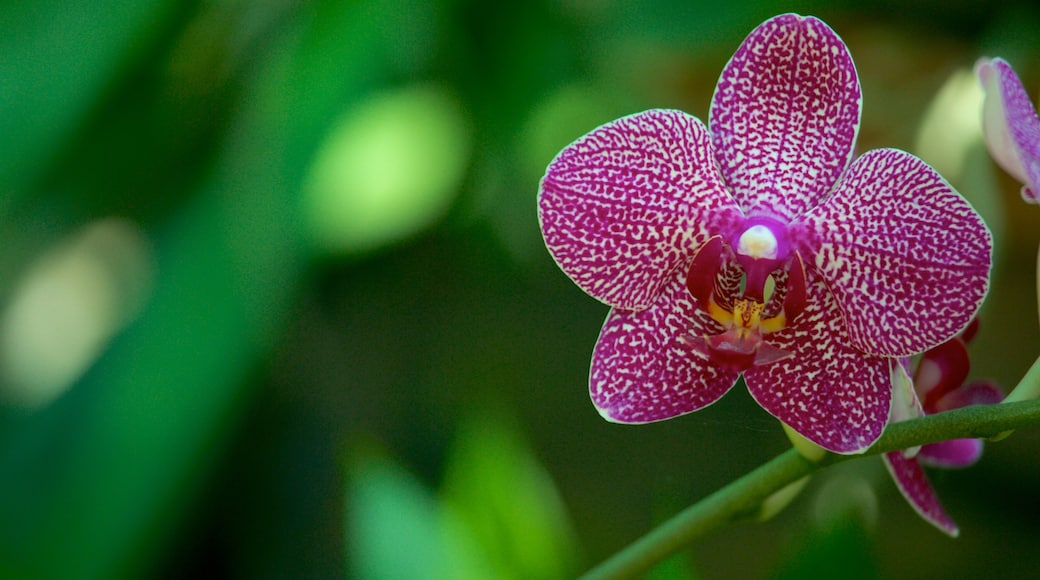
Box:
[0,0,1038,578]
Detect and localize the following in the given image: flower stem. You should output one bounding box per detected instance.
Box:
[581,395,1040,580]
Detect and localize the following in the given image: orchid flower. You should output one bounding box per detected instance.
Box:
[883,320,1003,536]
[538,13,992,454]
[976,57,1040,202]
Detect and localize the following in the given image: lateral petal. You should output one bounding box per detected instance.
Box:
[540,109,739,310]
[796,148,991,357]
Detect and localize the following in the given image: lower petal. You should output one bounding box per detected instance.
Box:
[882,451,959,536]
[744,268,891,454]
[591,268,741,423]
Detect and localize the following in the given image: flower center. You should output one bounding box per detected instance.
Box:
[730,218,789,302]
[736,225,779,260]
[684,235,808,371]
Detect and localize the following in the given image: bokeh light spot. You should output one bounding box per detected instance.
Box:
[303,84,471,255]
[0,218,155,408]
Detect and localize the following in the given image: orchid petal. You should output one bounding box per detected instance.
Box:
[797,148,991,357]
[919,438,984,469]
[916,338,970,411]
[882,450,959,536]
[890,361,924,458]
[976,57,1040,202]
[539,109,739,310]
[933,379,1004,412]
[590,268,741,423]
[744,268,890,454]
[710,13,861,221]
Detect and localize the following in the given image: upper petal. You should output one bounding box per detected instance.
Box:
[539,109,739,310]
[709,13,861,221]
[744,267,891,454]
[590,268,741,423]
[976,57,1040,202]
[882,450,959,536]
[796,148,992,358]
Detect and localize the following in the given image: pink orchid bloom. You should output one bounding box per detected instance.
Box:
[883,320,1002,536]
[538,13,992,454]
[976,57,1040,202]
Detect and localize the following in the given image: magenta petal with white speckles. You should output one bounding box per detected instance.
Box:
[883,450,959,536]
[797,148,991,358]
[590,269,741,423]
[709,13,861,221]
[976,57,1040,202]
[539,109,740,310]
[744,268,890,454]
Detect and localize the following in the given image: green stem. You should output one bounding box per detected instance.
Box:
[582,392,1040,579]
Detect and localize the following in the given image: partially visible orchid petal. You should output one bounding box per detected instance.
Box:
[890,358,924,424]
[590,269,742,423]
[882,450,959,537]
[744,268,890,454]
[797,148,991,357]
[932,379,1003,412]
[883,322,1000,530]
[918,438,984,469]
[916,338,971,410]
[890,359,923,458]
[539,110,740,310]
[710,13,861,222]
[976,57,1040,202]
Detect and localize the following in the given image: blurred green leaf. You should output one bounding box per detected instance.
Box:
[441,413,580,580]
[0,0,178,203]
[347,449,453,580]
[0,0,406,576]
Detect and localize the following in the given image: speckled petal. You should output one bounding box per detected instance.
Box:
[796,148,991,358]
[591,268,741,423]
[709,13,861,221]
[744,266,890,454]
[976,57,1040,202]
[882,450,959,536]
[539,109,739,310]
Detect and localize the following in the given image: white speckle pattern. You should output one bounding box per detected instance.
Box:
[744,265,890,454]
[882,451,959,536]
[539,110,740,310]
[537,14,993,456]
[710,14,861,221]
[794,149,992,357]
[591,267,741,423]
[977,57,1040,202]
